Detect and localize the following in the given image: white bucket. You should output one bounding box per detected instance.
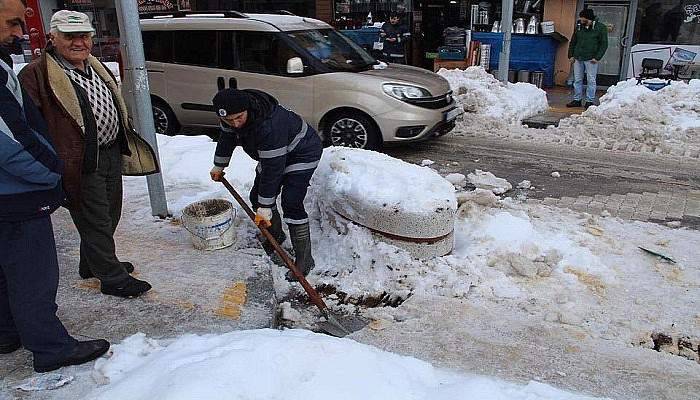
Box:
[181,199,236,250]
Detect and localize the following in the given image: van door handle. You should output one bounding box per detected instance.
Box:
[217,77,225,90]
[228,77,237,89]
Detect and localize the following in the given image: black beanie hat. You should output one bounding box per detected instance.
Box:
[212,89,250,117]
[579,8,595,21]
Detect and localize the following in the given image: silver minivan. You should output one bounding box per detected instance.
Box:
[140,12,461,150]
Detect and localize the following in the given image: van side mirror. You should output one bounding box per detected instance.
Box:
[287,57,304,74]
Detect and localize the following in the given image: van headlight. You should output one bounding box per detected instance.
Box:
[382,84,431,100]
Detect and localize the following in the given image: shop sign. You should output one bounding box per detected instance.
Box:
[137,0,191,13]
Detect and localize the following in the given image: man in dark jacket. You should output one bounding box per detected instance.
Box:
[567,8,608,109]
[380,12,410,64]
[0,0,109,373]
[210,89,322,280]
[20,10,159,298]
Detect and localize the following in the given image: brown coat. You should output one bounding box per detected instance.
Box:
[19,51,159,209]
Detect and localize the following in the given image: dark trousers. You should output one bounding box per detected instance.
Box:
[69,144,128,286]
[0,216,77,366]
[249,169,315,225]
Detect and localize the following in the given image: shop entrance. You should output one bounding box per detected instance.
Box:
[584,1,632,86]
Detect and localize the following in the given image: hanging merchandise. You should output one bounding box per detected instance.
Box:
[470,5,479,29]
[479,43,491,70]
[526,16,539,34]
[514,18,526,34]
[491,20,500,32]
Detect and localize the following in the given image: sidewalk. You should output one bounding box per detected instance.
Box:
[0,203,278,399]
[522,86,604,128]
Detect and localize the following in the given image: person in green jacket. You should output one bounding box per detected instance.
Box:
[567,8,608,109]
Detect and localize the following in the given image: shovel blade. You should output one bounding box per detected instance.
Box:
[317,312,368,337]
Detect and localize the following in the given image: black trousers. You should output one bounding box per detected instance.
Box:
[0,216,77,367]
[69,144,129,286]
[249,169,315,225]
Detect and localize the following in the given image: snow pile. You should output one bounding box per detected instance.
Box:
[558,79,700,148]
[312,147,456,217]
[438,66,548,125]
[86,329,605,400]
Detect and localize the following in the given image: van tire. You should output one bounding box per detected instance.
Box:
[326,112,381,150]
[152,100,180,136]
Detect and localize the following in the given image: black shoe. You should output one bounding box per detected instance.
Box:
[34,339,110,373]
[80,262,135,279]
[583,101,593,109]
[566,100,582,108]
[0,338,21,354]
[101,276,152,298]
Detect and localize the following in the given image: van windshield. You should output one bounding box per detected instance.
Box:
[287,29,377,71]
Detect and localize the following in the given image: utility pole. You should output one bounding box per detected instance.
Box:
[497,0,514,82]
[115,1,169,217]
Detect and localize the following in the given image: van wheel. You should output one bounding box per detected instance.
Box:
[327,112,381,150]
[152,100,180,136]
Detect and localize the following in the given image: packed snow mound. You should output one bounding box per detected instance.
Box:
[87,329,606,400]
[312,147,457,216]
[558,79,700,148]
[438,66,548,124]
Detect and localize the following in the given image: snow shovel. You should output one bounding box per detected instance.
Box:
[219,177,351,337]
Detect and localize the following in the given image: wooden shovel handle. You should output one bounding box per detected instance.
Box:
[220,178,330,312]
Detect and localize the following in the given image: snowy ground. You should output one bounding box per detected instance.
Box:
[41,135,693,399]
[7,133,697,399]
[440,67,700,151]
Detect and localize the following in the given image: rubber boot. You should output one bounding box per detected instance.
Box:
[285,223,316,282]
[260,209,285,266]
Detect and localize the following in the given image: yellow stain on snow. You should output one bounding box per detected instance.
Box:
[215,281,247,320]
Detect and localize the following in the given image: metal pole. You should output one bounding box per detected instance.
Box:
[115,1,169,217]
[498,0,514,82]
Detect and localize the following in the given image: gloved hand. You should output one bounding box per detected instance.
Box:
[254,207,273,228]
[210,166,225,181]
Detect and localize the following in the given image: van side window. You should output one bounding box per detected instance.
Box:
[236,32,300,75]
[173,31,218,67]
[142,31,173,63]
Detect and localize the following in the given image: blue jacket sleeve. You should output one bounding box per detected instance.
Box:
[0,65,62,186]
[255,121,287,207]
[213,123,237,168]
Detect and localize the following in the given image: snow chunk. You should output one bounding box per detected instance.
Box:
[438,66,548,124]
[551,172,561,178]
[445,173,467,188]
[467,170,512,194]
[517,180,532,189]
[420,159,435,166]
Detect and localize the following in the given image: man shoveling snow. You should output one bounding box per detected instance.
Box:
[209,88,323,281]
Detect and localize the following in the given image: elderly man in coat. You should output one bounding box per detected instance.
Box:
[20,10,159,298]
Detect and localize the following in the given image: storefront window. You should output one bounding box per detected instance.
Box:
[635,0,700,45]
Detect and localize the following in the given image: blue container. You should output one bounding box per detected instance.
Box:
[340,27,381,48]
[438,46,467,60]
[471,32,559,87]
